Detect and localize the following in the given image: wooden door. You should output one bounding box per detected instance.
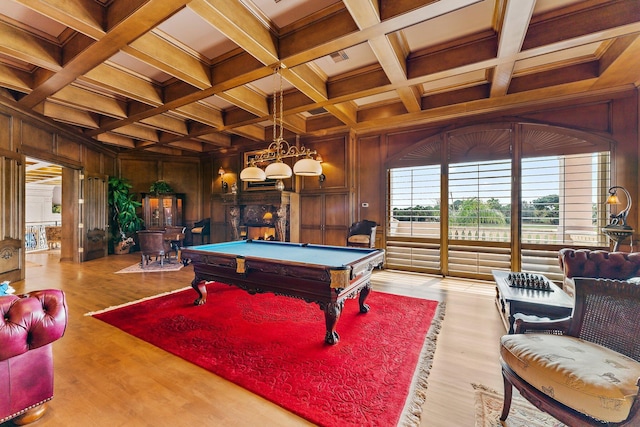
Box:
[0,153,24,282]
[299,193,350,245]
[300,194,323,244]
[323,193,350,246]
[83,173,108,261]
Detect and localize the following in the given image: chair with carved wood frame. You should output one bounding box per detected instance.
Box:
[500,277,640,426]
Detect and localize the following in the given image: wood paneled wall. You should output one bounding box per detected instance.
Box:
[0,87,638,265]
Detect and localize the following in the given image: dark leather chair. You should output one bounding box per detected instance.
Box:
[0,289,68,424]
[137,230,166,268]
[500,277,640,426]
[191,218,210,245]
[346,220,377,248]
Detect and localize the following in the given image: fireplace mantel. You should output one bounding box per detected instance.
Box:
[221,191,299,242]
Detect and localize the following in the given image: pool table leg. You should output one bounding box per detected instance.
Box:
[192,278,207,305]
[323,301,344,345]
[359,283,371,313]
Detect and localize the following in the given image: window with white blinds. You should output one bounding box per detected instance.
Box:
[521,152,610,247]
[389,166,441,238]
[448,159,512,242]
[384,122,612,279]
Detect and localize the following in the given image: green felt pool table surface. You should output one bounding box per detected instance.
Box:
[185,239,380,267]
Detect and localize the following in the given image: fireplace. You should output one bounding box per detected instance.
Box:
[245,226,276,240]
[223,191,297,242]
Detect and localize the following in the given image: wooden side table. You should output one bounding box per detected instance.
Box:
[492,270,573,333]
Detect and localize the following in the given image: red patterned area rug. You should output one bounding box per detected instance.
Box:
[90,282,445,427]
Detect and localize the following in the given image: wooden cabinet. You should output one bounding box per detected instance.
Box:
[141,193,185,229]
[299,193,350,246]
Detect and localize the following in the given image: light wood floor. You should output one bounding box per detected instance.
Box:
[3,250,508,427]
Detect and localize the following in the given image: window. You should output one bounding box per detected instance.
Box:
[384,123,612,280]
[389,166,441,238]
[521,152,609,247]
[448,159,511,241]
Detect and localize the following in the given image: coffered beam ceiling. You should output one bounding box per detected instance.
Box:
[0,0,638,156]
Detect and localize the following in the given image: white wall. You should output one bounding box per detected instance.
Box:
[26,185,62,224]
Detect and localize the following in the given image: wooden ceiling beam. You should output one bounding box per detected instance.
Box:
[523,0,640,51]
[229,124,266,141]
[508,62,599,94]
[140,114,189,135]
[17,0,191,109]
[0,21,61,71]
[591,35,640,89]
[143,145,184,156]
[195,132,232,147]
[96,132,136,149]
[343,0,380,28]
[111,123,160,142]
[155,122,231,147]
[344,0,420,113]
[51,85,127,118]
[13,0,105,40]
[218,86,269,117]
[37,101,100,129]
[81,64,164,106]
[285,65,328,103]
[124,31,211,90]
[166,140,207,153]
[175,102,224,129]
[489,0,535,98]
[326,101,357,127]
[0,64,33,93]
[189,0,279,66]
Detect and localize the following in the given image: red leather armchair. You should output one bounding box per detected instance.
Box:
[558,248,640,298]
[0,289,68,424]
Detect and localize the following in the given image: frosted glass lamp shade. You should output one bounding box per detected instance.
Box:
[265,161,292,179]
[293,158,323,176]
[240,166,266,182]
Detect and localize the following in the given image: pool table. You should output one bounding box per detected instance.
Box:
[180,240,385,345]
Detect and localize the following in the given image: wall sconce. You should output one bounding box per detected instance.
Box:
[218,167,228,192]
[317,154,325,185]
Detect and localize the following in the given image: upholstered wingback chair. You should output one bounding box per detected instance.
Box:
[346,220,377,248]
[500,278,640,426]
[558,248,640,298]
[0,289,68,425]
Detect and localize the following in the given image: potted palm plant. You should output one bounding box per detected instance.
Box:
[108,177,144,254]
